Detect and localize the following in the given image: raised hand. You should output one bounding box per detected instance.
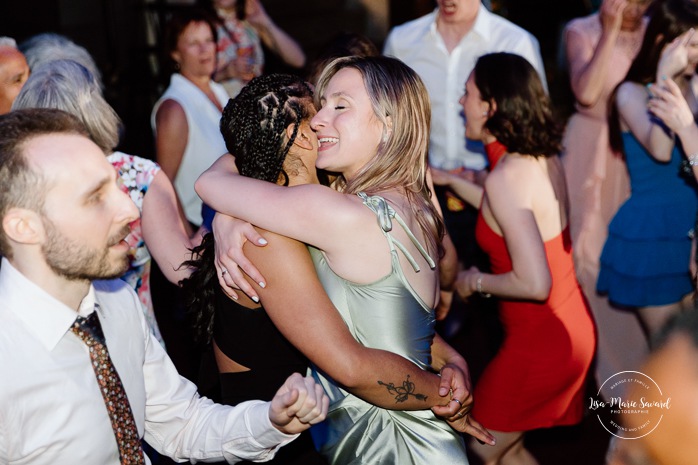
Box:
[657,28,695,80]
[245,0,272,29]
[599,0,628,35]
[647,76,695,135]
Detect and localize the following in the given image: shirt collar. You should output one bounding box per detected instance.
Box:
[471,3,492,41]
[0,258,96,351]
[430,4,492,44]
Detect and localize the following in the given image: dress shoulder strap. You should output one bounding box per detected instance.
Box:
[357,192,436,272]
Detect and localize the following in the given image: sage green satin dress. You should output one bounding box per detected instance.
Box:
[309,193,468,465]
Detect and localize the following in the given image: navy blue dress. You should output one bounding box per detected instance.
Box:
[597,132,697,307]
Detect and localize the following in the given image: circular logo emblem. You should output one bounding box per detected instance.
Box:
[589,371,671,439]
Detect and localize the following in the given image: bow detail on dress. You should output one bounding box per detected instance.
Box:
[358,192,436,272]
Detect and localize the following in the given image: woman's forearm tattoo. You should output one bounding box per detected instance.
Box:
[377,375,428,403]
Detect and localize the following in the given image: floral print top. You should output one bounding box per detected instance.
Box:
[108,152,165,346]
[215,9,264,97]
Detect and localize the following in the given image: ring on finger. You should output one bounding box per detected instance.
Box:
[451,398,462,407]
[221,268,228,276]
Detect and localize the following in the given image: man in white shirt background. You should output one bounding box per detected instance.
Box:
[0,108,328,465]
[383,0,546,335]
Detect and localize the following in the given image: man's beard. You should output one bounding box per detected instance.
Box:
[41,218,131,281]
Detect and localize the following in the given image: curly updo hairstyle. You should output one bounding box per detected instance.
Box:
[181,73,314,346]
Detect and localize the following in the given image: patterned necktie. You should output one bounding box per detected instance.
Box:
[72,306,145,465]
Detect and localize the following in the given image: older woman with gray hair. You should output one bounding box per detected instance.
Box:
[19,33,102,87]
[12,58,199,345]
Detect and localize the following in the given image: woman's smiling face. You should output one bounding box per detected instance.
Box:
[460,72,490,141]
[311,67,384,180]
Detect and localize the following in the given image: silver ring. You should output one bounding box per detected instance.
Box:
[451,398,462,407]
[221,269,228,276]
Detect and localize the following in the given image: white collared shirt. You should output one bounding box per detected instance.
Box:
[0,258,295,465]
[384,5,547,170]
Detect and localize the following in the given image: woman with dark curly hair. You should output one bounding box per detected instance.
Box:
[182,73,326,465]
[182,72,493,465]
[452,52,596,464]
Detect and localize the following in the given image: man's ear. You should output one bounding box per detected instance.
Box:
[2,208,45,246]
[289,122,314,151]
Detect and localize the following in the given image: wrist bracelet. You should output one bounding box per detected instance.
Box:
[476,274,492,298]
[687,152,698,167]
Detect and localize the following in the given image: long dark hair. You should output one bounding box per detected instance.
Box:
[609,0,698,155]
[180,73,314,345]
[473,52,562,158]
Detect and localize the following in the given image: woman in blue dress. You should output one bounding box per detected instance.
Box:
[598,0,698,338]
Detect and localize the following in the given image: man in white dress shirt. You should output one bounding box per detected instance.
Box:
[383,0,547,325]
[0,108,328,465]
[384,0,546,175]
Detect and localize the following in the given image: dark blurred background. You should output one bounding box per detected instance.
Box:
[0,1,613,462]
[0,0,590,161]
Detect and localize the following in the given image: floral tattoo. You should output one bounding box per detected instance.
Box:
[378,375,428,403]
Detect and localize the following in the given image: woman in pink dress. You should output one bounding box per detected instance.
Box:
[562,0,651,398]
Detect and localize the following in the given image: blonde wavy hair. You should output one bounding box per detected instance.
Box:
[314,55,444,257]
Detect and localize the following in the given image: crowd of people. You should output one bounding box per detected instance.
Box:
[1,0,698,464]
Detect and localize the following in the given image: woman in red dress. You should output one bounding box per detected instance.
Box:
[454,52,596,464]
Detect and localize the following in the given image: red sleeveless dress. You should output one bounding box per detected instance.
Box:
[471,212,596,432]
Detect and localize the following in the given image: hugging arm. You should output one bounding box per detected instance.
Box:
[431,334,493,443]
[241,230,457,410]
[240,230,494,444]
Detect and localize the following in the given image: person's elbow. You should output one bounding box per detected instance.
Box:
[194,172,212,201]
[574,88,600,109]
[525,272,552,301]
[325,353,370,390]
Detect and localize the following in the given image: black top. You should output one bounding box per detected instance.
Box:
[213,287,326,465]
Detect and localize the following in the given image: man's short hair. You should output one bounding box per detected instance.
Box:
[0,108,88,258]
